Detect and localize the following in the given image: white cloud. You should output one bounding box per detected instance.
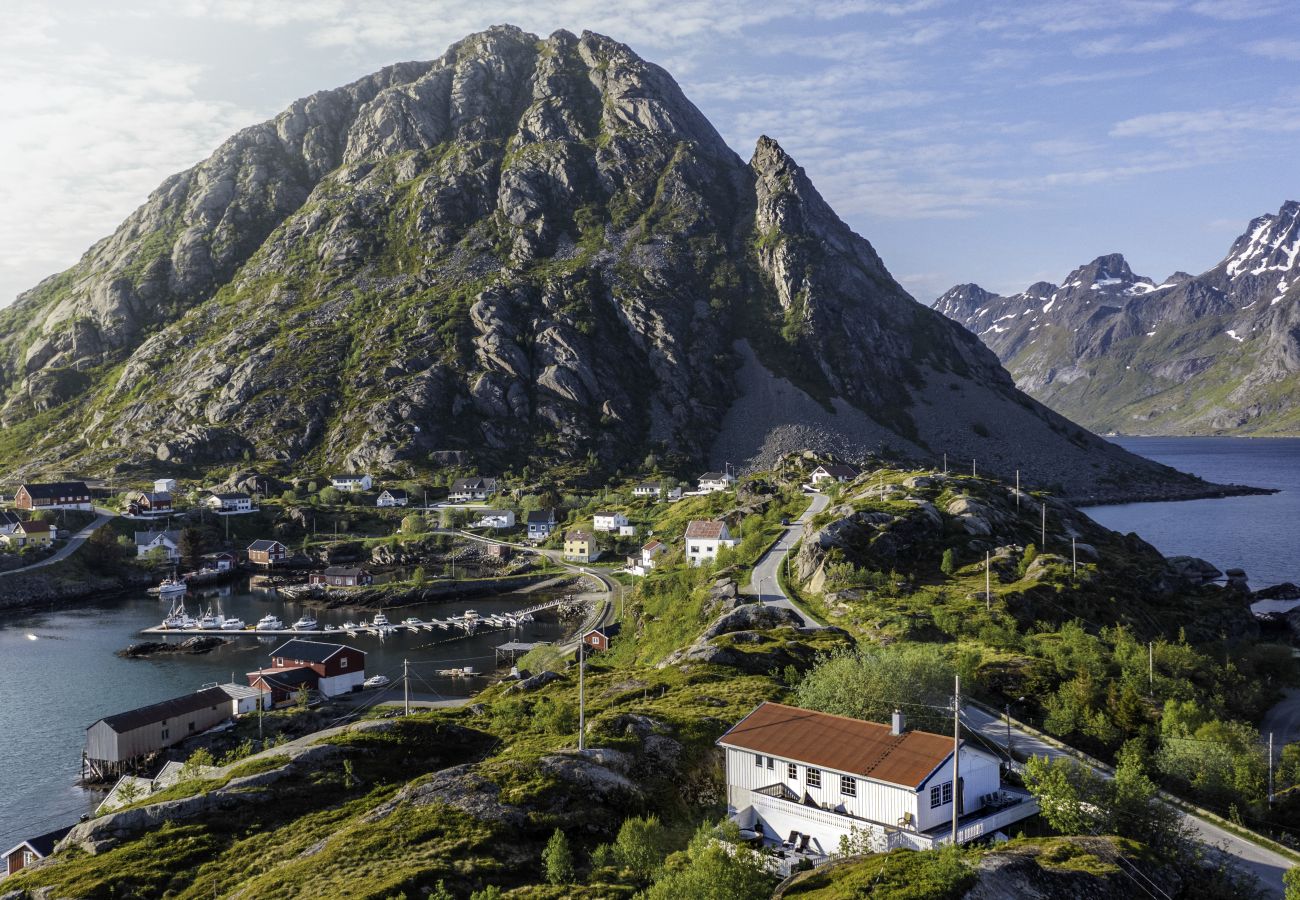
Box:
[1245,38,1300,61]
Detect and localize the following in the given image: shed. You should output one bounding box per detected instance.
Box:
[83,687,233,780]
[3,825,72,877]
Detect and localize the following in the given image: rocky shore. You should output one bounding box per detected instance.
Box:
[0,566,152,612]
[117,636,229,658]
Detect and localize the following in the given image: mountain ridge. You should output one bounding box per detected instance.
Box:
[934,201,1300,436]
[0,25,1229,502]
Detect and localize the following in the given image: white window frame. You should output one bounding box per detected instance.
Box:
[787,762,798,780]
[807,768,821,788]
[930,785,942,808]
[841,775,856,797]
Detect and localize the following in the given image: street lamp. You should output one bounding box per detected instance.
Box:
[1005,696,1025,756]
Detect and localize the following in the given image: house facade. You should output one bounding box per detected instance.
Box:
[205,492,253,514]
[684,520,736,566]
[135,530,181,561]
[475,510,516,529]
[627,539,666,576]
[527,509,557,541]
[247,539,288,566]
[697,472,736,493]
[247,667,321,706]
[84,687,234,779]
[376,489,409,508]
[3,520,54,549]
[16,481,92,511]
[449,477,498,502]
[3,826,72,878]
[309,566,374,587]
[592,511,629,532]
[331,474,372,492]
[127,490,172,517]
[265,640,366,696]
[563,530,598,562]
[582,623,621,652]
[633,482,662,498]
[810,464,859,485]
[154,478,178,494]
[719,702,1033,857]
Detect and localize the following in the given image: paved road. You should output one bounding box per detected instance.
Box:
[964,704,1294,897]
[746,490,829,627]
[0,508,116,576]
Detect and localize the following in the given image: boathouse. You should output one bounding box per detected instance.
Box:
[83,687,233,780]
[308,566,374,587]
[263,639,366,697]
[246,667,322,707]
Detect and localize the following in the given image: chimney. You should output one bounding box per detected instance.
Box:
[891,709,905,735]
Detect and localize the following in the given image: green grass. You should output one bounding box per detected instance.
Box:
[782,847,978,899]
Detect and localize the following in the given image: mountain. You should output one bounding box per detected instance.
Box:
[934,202,1300,435]
[0,26,1222,501]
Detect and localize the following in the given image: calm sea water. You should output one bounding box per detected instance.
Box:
[1088,436,1300,588]
[0,581,567,851]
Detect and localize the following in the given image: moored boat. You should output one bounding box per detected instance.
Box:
[291,615,318,631]
[256,614,284,631]
[363,675,391,688]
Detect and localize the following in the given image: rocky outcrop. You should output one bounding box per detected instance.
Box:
[0,26,1218,502]
[116,636,228,657]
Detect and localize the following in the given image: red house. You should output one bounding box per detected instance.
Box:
[309,566,374,587]
[257,639,366,697]
[582,623,621,653]
[15,481,91,511]
[3,826,72,877]
[247,539,288,566]
[246,667,321,707]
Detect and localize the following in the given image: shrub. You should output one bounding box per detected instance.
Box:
[543,828,575,885]
[940,548,956,575]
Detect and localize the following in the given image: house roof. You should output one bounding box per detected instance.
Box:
[594,510,623,519]
[270,639,363,663]
[815,464,859,478]
[94,687,231,734]
[319,566,370,578]
[331,474,367,482]
[20,481,89,498]
[566,529,593,542]
[527,509,556,524]
[717,702,957,790]
[136,491,172,502]
[0,510,21,527]
[247,539,284,552]
[635,482,661,490]
[135,530,180,545]
[698,472,727,481]
[218,683,267,701]
[212,492,250,501]
[451,476,497,491]
[17,520,52,534]
[586,622,622,639]
[249,666,320,690]
[379,488,408,498]
[685,520,726,539]
[3,825,73,861]
[643,539,664,551]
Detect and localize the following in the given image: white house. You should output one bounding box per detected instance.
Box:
[331,474,372,492]
[666,486,684,502]
[684,519,736,566]
[628,538,667,576]
[810,464,860,485]
[204,492,253,514]
[135,530,181,561]
[449,477,498,502]
[697,472,736,493]
[153,478,178,494]
[475,510,516,529]
[217,682,270,715]
[527,509,557,541]
[633,482,662,498]
[592,510,629,533]
[376,489,409,508]
[718,702,1034,858]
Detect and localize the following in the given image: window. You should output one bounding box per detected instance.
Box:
[841,775,856,797]
[807,768,821,788]
[788,762,798,779]
[23,851,35,865]
[188,721,196,733]
[766,756,774,770]
[755,753,763,768]
[161,729,170,740]
[942,781,953,805]
[930,785,942,808]
[690,545,700,554]
[341,657,348,669]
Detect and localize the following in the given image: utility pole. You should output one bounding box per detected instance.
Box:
[943,453,947,475]
[1005,703,1012,756]
[1269,732,1275,807]
[578,641,586,752]
[985,551,991,611]
[952,674,961,846]
[1015,470,1020,510]
[1040,502,1046,548]
[404,659,410,715]
[1148,642,1154,692]
[1072,538,1077,575]
[971,459,976,478]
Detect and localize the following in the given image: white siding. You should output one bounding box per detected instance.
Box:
[915,748,1001,832]
[319,671,364,697]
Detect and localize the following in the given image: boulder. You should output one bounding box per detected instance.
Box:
[507,669,563,693]
[1167,556,1222,584]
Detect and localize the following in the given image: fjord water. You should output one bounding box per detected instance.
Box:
[1088,436,1300,588]
[0,584,567,852]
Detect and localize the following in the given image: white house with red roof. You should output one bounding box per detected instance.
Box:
[718,702,1034,859]
[684,520,735,566]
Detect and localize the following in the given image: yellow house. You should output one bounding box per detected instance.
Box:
[5,519,54,549]
[563,530,599,563]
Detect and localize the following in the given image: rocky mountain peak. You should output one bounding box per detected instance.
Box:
[933,283,997,320]
[1221,200,1300,280]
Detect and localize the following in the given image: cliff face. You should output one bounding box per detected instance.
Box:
[935,203,1300,435]
[0,26,1216,500]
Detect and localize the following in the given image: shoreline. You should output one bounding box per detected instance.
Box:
[1072,482,1279,508]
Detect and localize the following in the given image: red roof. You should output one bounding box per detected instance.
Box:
[643,539,664,551]
[685,520,725,539]
[718,702,956,789]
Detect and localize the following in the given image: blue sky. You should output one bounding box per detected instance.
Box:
[2,0,1298,305]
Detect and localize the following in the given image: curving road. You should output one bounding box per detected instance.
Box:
[0,507,117,576]
[746,490,829,627]
[964,703,1295,897]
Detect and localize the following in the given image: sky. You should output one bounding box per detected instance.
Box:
[2,0,1298,306]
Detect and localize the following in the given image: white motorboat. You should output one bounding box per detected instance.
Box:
[291,615,319,631]
[197,608,221,630]
[342,620,359,630]
[156,577,187,597]
[363,675,391,689]
[402,617,423,627]
[161,602,197,630]
[256,614,284,631]
[220,617,246,631]
[372,613,390,627]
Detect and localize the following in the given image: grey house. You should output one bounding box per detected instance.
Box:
[83,687,233,781]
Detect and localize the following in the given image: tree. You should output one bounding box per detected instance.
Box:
[179,527,204,571]
[295,684,311,709]
[940,548,956,575]
[468,888,502,900]
[1285,866,1300,900]
[85,524,125,569]
[401,514,423,534]
[180,747,215,781]
[411,566,426,587]
[794,643,953,732]
[319,486,342,505]
[543,828,575,885]
[1017,543,1039,577]
[1022,755,1110,835]
[613,814,671,881]
[643,822,774,900]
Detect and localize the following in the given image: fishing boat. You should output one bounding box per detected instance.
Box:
[291,615,319,631]
[154,576,187,598]
[372,613,391,627]
[197,607,221,630]
[256,614,284,631]
[220,617,246,631]
[161,601,196,630]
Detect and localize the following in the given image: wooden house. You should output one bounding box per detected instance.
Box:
[246,667,321,707]
[3,826,72,878]
[810,464,859,485]
[331,474,372,492]
[127,490,172,516]
[308,566,374,587]
[633,482,663,498]
[449,476,498,502]
[697,472,736,493]
[684,520,736,566]
[15,481,91,511]
[2,520,54,549]
[263,640,365,697]
[83,687,234,780]
[135,530,181,561]
[592,511,629,532]
[527,509,557,541]
[376,488,409,507]
[582,622,621,652]
[246,539,288,566]
[563,530,598,562]
[205,492,253,514]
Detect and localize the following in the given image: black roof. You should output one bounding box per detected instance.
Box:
[6,825,73,859]
[320,566,369,577]
[451,476,497,490]
[527,509,556,524]
[22,481,89,498]
[94,687,231,733]
[213,492,250,501]
[270,639,364,663]
[587,622,622,639]
[247,539,284,551]
[380,488,408,498]
[251,667,320,689]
